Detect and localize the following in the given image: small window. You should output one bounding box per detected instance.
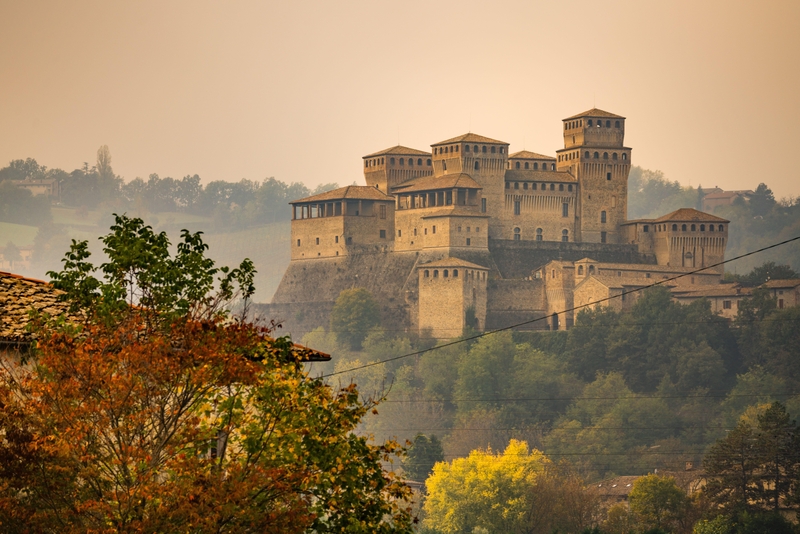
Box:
[515,161,520,169]
[643,225,649,233]
[534,162,539,170]
[379,229,386,239]
[475,226,480,232]
[466,238,471,246]
[455,145,459,152]
[606,120,611,127]
[297,239,301,247]
[601,211,607,223]
[473,145,478,152]
[315,237,319,245]
[593,152,599,159]
[414,228,417,236]
[585,151,590,158]
[723,300,732,309]
[551,163,555,170]
[622,153,627,160]
[700,224,705,231]
[433,270,439,278]
[612,153,618,161]
[672,224,678,231]
[453,269,459,278]
[719,224,724,231]
[615,120,620,128]
[513,227,521,241]
[474,161,480,170]
[514,200,521,215]
[443,269,449,278]
[409,158,414,166]
[691,224,696,231]
[443,161,447,171]
[578,265,584,274]
[524,162,529,169]
[506,182,510,189]
[682,224,687,231]
[562,229,568,242]
[380,204,387,219]
[427,159,432,165]
[536,228,543,241]
[550,184,555,191]
[491,146,496,154]
[709,225,715,232]
[346,236,352,245]
[482,146,487,153]
[390,157,395,164]
[418,158,422,165]
[514,182,519,190]
[398,230,401,237]
[588,120,593,126]
[335,236,339,243]
[424,270,429,278]
[603,152,608,160]
[399,158,404,165]
[424,228,427,235]
[601,231,607,243]
[562,203,569,217]
[568,184,573,192]
[481,198,487,213]
[432,225,436,234]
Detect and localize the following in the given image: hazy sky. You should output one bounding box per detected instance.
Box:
[1,1,799,197]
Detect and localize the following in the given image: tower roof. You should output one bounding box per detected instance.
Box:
[392,173,482,193]
[508,150,555,160]
[652,208,729,223]
[432,133,508,146]
[291,185,393,204]
[564,108,625,120]
[363,145,430,158]
[420,257,489,270]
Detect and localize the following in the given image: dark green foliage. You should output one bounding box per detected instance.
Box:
[728,261,799,287]
[329,288,381,350]
[0,180,52,225]
[402,434,444,482]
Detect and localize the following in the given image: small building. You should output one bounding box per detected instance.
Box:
[12,178,60,198]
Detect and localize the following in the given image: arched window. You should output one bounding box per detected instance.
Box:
[700,224,705,231]
[500,147,504,153]
[524,162,529,169]
[513,227,521,241]
[491,146,496,153]
[515,161,520,169]
[612,153,618,160]
[578,265,584,274]
[672,224,678,231]
[464,144,470,152]
[622,153,627,161]
[562,229,568,242]
[589,265,595,274]
[588,120,593,126]
[514,182,519,189]
[709,225,715,232]
[474,161,480,170]
[453,269,459,277]
[682,224,687,231]
[536,228,543,241]
[606,120,611,127]
[399,158,405,165]
[409,158,414,166]
[719,224,724,231]
[585,151,590,158]
[615,120,620,128]
[603,152,608,160]
[424,270,429,278]
[390,157,395,164]
[433,270,439,278]
[427,159,432,165]
[691,224,696,231]
[534,162,539,170]
[473,145,478,152]
[550,183,555,191]
[559,184,564,191]
[594,152,599,159]
[482,146,487,153]
[551,163,555,170]
[455,145,459,152]
[568,184,573,192]
[601,211,607,223]
[418,158,422,165]
[443,269,449,278]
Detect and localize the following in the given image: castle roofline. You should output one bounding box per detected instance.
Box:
[420,257,489,270]
[508,150,555,160]
[363,145,430,158]
[761,279,800,289]
[563,108,625,120]
[421,208,490,219]
[671,284,751,298]
[392,173,482,193]
[291,185,393,204]
[431,133,508,146]
[652,208,729,223]
[505,169,576,182]
[578,274,647,290]
[556,146,631,154]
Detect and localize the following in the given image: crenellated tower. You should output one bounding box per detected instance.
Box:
[363,146,432,193]
[556,109,631,244]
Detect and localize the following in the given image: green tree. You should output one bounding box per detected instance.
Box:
[402,434,444,482]
[329,288,381,350]
[629,474,691,533]
[2,241,21,264]
[703,419,763,514]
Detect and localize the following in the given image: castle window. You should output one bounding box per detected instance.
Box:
[524,162,529,169]
[390,157,395,164]
[691,224,696,231]
[434,270,439,278]
[414,228,417,236]
[398,230,401,237]
[346,236,352,245]
[506,182,510,189]
[335,236,339,243]
[514,227,521,241]
[379,229,386,239]
[491,146,496,154]
[482,198,487,212]
[424,270,429,278]
[709,225,714,232]
[568,184,573,191]
[476,226,480,232]
[606,120,611,127]
[424,228,427,235]
[453,269,458,277]
[700,224,705,231]
[474,161,480,170]
[443,161,447,171]
[562,203,569,217]
[482,146,487,153]
[550,183,555,191]
[514,200,521,215]
[427,159,432,165]
[612,153,618,161]
[562,229,568,242]
[589,265,595,274]
[551,163,555,170]
[400,158,404,165]
[465,144,470,152]
[588,120,593,127]
[603,152,608,160]
[432,225,436,234]
[578,265,584,275]
[409,158,414,166]
[607,173,612,181]
[514,182,519,189]
[365,161,368,168]
[523,182,528,190]
[418,158,422,165]
[515,161,520,169]
[719,224,724,231]
[466,238,471,245]
[534,162,539,170]
[622,153,627,160]
[601,211,607,223]
[601,231,607,243]
[559,184,564,191]
[536,228,543,241]
[643,225,649,232]
[455,145,459,152]
[443,270,449,278]
[315,237,320,245]
[585,151,590,158]
[592,152,598,159]
[646,272,651,279]
[381,158,384,164]
[615,120,620,128]
[458,226,462,232]
[380,205,386,219]
[682,224,687,231]
[297,239,301,247]
[672,224,678,231]
[474,145,478,152]
[500,147,504,154]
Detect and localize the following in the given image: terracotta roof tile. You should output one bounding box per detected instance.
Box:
[0,271,70,343]
[291,185,393,204]
[761,279,800,289]
[420,258,489,270]
[363,145,430,158]
[392,173,482,193]
[432,133,508,146]
[652,208,729,223]
[564,108,625,120]
[420,207,489,219]
[505,170,577,182]
[509,150,555,160]
[671,285,752,298]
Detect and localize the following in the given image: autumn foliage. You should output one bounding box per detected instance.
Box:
[0,215,413,533]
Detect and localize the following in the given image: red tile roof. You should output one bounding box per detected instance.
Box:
[653,208,729,223]
[564,108,625,120]
[291,185,394,204]
[392,173,482,193]
[432,133,508,146]
[363,145,430,158]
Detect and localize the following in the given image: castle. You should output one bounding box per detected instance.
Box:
[264,108,730,338]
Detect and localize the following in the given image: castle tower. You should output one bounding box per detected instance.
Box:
[430,133,509,238]
[363,146,432,193]
[418,258,488,338]
[556,109,631,244]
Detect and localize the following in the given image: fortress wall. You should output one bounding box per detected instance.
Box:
[488,239,655,280]
[486,278,547,331]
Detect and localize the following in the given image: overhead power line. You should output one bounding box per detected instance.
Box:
[322,234,800,378]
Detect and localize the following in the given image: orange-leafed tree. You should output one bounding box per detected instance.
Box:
[0,214,413,534]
